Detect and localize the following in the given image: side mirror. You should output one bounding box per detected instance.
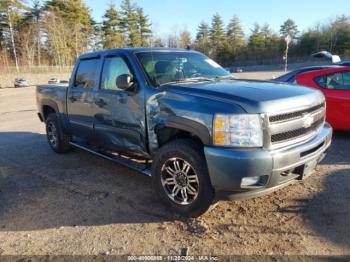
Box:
[116,74,135,91]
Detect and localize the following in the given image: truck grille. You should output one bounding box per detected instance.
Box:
[271,118,324,143]
[267,102,325,148]
[269,103,325,123]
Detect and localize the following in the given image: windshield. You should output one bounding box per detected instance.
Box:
[135,51,231,86]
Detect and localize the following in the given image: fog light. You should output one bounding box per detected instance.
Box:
[241,176,261,187]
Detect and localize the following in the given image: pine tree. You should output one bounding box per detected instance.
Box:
[280,19,299,39]
[248,23,265,61]
[102,2,124,48]
[226,16,245,45]
[45,0,93,28]
[45,0,94,61]
[194,21,210,55]
[226,15,245,58]
[136,7,152,46]
[209,13,226,46]
[196,21,209,40]
[209,13,226,62]
[120,0,140,47]
[248,22,281,63]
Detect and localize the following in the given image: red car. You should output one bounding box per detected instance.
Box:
[296,66,350,131]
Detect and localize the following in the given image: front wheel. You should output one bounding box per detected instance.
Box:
[152,139,214,217]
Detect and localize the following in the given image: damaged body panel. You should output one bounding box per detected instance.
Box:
[145,87,245,154]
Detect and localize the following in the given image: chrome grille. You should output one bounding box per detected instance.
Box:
[269,103,325,123]
[267,102,326,149]
[271,117,324,143]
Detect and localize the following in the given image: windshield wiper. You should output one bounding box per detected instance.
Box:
[159,77,214,86]
[214,75,236,81]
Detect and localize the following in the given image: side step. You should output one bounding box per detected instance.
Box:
[69,142,152,176]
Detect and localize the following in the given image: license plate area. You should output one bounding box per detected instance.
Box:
[294,159,318,180]
[302,159,318,179]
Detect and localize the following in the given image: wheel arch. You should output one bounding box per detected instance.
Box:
[154,116,211,149]
[41,100,60,120]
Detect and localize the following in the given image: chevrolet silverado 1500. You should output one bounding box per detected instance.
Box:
[36,48,332,217]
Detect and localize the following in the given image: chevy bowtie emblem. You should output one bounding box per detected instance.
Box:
[302,114,314,128]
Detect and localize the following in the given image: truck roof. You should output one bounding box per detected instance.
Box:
[79,47,196,60]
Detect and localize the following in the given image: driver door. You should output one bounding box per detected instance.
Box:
[92,54,147,155]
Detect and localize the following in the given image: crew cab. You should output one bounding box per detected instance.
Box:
[36,48,332,217]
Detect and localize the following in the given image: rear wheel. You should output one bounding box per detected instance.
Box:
[45,113,71,153]
[152,139,214,217]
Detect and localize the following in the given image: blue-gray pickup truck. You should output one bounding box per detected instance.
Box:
[36,48,332,217]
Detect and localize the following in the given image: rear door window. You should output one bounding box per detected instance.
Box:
[315,71,350,90]
[341,71,350,88]
[326,72,343,89]
[315,75,327,88]
[74,59,100,88]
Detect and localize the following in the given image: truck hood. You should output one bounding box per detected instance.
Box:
[164,80,325,113]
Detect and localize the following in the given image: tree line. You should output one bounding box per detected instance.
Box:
[0,0,152,69]
[189,14,350,66]
[1,0,350,70]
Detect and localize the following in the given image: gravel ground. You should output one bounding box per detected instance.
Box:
[0,76,349,257]
[235,71,284,80]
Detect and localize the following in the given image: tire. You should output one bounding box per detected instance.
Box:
[45,113,72,153]
[152,139,215,217]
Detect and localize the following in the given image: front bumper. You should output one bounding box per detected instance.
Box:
[204,123,332,200]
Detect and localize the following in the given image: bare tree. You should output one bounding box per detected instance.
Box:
[0,0,27,71]
[17,21,37,66]
[42,11,71,66]
[179,30,191,49]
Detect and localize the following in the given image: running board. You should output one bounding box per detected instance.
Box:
[69,142,152,176]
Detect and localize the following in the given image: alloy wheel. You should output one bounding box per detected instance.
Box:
[161,157,199,205]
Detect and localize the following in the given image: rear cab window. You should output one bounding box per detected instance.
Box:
[74,58,100,88]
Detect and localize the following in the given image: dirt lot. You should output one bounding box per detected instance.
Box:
[0,73,349,257]
[236,71,284,80]
[0,73,70,89]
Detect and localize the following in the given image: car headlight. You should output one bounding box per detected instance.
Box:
[213,114,263,147]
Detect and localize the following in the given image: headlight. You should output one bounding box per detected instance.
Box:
[213,114,263,147]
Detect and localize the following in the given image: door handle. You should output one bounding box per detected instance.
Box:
[118,92,129,104]
[95,98,107,108]
[69,96,77,102]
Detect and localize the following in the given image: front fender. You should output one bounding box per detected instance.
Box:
[146,90,245,154]
[159,115,211,145]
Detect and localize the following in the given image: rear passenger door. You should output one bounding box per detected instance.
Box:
[67,57,101,139]
[93,54,147,155]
